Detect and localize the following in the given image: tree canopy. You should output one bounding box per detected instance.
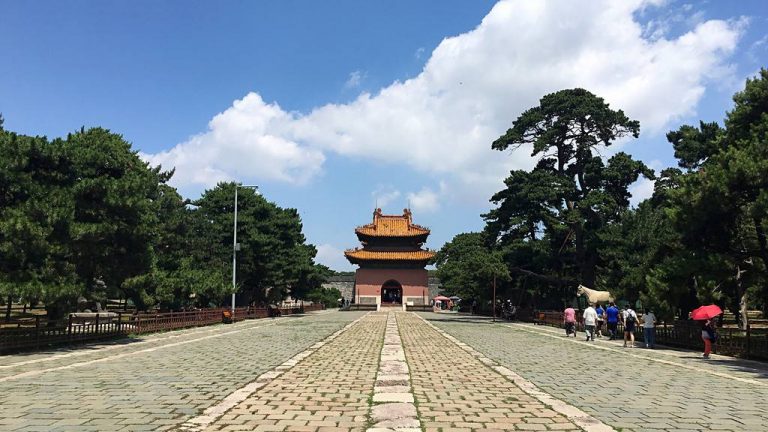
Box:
[434,232,509,302]
[0,125,327,319]
[441,74,768,318]
[484,89,652,307]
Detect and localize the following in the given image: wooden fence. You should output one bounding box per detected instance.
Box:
[0,304,325,354]
[531,310,768,360]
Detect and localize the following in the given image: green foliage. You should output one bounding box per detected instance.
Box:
[434,232,509,302]
[66,128,164,309]
[193,182,322,306]
[0,130,80,317]
[0,125,324,317]
[653,69,768,319]
[486,88,651,306]
[306,286,341,308]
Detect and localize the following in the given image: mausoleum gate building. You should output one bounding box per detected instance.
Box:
[344,208,435,310]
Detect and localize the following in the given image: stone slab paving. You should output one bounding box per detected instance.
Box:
[398,312,585,432]
[0,315,324,378]
[421,312,768,432]
[203,312,386,432]
[0,311,365,432]
[368,312,420,432]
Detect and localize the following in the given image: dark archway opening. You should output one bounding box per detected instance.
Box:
[381,280,403,305]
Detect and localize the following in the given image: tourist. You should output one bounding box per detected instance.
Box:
[641,309,657,348]
[702,319,716,359]
[623,306,638,347]
[583,303,598,341]
[595,303,605,338]
[605,302,620,340]
[563,306,577,337]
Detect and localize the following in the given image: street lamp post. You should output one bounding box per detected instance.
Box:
[232,184,259,316]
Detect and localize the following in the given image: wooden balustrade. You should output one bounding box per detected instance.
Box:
[0,303,325,354]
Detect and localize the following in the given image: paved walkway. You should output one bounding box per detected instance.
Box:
[0,312,366,431]
[421,313,768,432]
[2,310,767,431]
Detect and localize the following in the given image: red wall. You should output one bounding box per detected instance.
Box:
[355,268,429,299]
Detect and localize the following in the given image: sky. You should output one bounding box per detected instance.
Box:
[2,0,767,271]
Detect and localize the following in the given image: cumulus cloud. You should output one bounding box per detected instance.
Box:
[315,243,352,271]
[141,93,324,188]
[143,0,743,199]
[372,185,402,208]
[405,181,448,214]
[407,187,440,213]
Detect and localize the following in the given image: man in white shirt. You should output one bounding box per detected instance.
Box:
[583,303,598,342]
[641,309,657,348]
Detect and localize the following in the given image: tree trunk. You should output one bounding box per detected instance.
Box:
[5,294,12,322]
[573,223,596,286]
[739,290,749,331]
[736,263,749,331]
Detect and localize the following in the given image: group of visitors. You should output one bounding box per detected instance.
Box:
[563,302,657,348]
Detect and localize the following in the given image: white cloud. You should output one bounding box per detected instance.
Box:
[141,93,324,188]
[344,70,366,89]
[315,243,352,271]
[143,0,743,200]
[415,47,426,59]
[407,187,440,214]
[372,185,401,208]
[405,181,448,214]
[629,177,656,207]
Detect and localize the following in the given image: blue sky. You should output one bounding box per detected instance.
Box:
[2,0,767,271]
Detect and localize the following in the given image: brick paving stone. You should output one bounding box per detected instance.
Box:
[397,313,581,432]
[0,311,365,432]
[421,312,768,432]
[204,313,386,431]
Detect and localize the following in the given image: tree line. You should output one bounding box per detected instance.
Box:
[0,125,329,320]
[435,69,768,327]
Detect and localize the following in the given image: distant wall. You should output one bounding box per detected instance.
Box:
[322,275,355,301]
[321,274,441,304]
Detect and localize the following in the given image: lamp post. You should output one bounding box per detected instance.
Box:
[232,184,259,316]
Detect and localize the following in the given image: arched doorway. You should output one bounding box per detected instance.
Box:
[381,280,403,305]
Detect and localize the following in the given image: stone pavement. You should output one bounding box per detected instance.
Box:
[0,311,366,431]
[399,313,586,432]
[3,310,766,431]
[422,312,768,432]
[201,312,385,431]
[195,311,591,432]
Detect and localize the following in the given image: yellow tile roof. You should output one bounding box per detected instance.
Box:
[355,208,430,237]
[344,249,436,261]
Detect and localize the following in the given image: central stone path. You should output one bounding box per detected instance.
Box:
[192,311,592,432]
[203,312,385,431]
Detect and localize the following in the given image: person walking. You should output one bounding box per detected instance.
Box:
[605,302,620,340]
[563,306,577,337]
[583,303,598,341]
[623,306,639,347]
[641,309,657,348]
[595,303,605,338]
[702,319,716,358]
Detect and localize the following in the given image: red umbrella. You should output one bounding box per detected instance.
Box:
[690,304,722,321]
[433,295,451,302]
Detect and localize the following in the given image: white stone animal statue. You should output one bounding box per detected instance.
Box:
[576,284,614,304]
